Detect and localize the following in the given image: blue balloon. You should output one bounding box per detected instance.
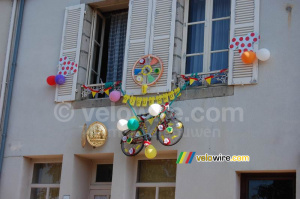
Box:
[55,75,66,85]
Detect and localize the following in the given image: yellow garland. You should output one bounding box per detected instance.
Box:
[122,88,181,107]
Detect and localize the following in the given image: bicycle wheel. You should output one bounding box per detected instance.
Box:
[157,118,184,146]
[121,129,144,156]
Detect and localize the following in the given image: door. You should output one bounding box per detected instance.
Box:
[89,189,111,199]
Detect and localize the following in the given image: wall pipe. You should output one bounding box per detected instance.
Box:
[0,0,17,128]
[0,0,25,177]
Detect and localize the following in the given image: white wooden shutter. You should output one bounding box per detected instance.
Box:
[228,0,259,85]
[122,0,152,95]
[148,0,176,93]
[122,0,176,95]
[55,4,85,102]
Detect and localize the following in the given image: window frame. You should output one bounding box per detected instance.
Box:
[181,0,231,75]
[29,159,62,199]
[134,157,177,199]
[90,159,113,190]
[240,172,296,199]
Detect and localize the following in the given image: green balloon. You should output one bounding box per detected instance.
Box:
[127,118,140,130]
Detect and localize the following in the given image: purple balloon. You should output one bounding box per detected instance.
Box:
[55,75,66,85]
[109,90,121,102]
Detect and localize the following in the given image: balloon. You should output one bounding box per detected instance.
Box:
[127,118,139,130]
[145,145,157,159]
[117,119,128,131]
[148,104,162,116]
[55,74,66,85]
[256,48,270,61]
[109,90,121,102]
[241,51,256,64]
[47,75,56,86]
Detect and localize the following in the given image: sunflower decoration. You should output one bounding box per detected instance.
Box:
[132,55,163,94]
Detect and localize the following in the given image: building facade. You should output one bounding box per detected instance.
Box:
[0,0,299,199]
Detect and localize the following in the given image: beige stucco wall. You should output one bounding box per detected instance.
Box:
[0,0,299,199]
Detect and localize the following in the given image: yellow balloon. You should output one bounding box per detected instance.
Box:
[145,145,157,159]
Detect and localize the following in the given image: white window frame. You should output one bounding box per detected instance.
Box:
[133,157,177,199]
[181,0,231,75]
[86,10,106,85]
[29,159,62,199]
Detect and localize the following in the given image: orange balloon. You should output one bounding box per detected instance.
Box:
[241,51,256,64]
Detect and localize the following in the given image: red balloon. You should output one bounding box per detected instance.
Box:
[47,75,56,86]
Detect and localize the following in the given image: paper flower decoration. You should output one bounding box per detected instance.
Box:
[58,56,78,76]
[229,32,260,56]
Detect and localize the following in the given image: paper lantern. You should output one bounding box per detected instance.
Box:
[256,48,270,61]
[129,148,135,155]
[127,118,139,130]
[117,119,128,131]
[148,104,162,116]
[47,75,56,86]
[176,122,183,129]
[164,138,171,145]
[241,51,256,64]
[160,113,166,120]
[166,127,173,134]
[145,145,157,159]
[55,74,66,85]
[158,124,165,131]
[109,90,121,102]
[143,140,151,147]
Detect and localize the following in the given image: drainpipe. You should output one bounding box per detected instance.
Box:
[0,0,25,177]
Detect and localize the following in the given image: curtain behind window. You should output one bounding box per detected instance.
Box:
[106,12,128,82]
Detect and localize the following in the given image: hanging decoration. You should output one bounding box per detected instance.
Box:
[132,55,164,94]
[81,122,108,148]
[256,48,271,61]
[81,80,122,100]
[46,56,78,86]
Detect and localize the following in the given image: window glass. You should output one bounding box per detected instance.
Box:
[210,52,228,71]
[32,163,62,184]
[30,188,47,199]
[187,24,205,54]
[186,55,203,74]
[211,20,230,51]
[212,0,231,19]
[188,0,205,22]
[49,188,60,199]
[96,164,113,182]
[136,187,156,199]
[159,187,175,199]
[249,180,295,199]
[137,160,176,183]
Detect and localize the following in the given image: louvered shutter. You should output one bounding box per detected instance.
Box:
[122,0,176,95]
[55,4,85,102]
[122,0,152,95]
[228,0,259,85]
[148,0,176,93]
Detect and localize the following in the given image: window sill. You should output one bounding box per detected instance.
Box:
[73,85,233,109]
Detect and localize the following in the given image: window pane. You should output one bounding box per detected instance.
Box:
[186,55,203,74]
[137,159,176,182]
[187,24,205,54]
[159,187,175,199]
[249,180,295,199]
[49,188,59,199]
[136,187,155,199]
[96,164,113,182]
[30,188,47,199]
[188,0,205,22]
[210,51,228,71]
[95,15,103,42]
[212,0,231,19]
[32,163,62,184]
[211,19,230,51]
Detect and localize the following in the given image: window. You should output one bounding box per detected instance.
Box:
[30,163,62,199]
[136,159,176,199]
[87,9,128,88]
[182,0,231,74]
[96,164,113,182]
[240,173,296,199]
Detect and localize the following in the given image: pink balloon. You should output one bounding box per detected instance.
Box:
[109,91,121,102]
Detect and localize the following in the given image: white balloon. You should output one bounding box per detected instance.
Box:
[148,104,162,116]
[117,119,128,131]
[256,48,270,61]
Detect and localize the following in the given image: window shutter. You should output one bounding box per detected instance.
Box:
[55,4,85,102]
[122,0,176,95]
[148,0,176,93]
[122,0,152,95]
[228,0,259,85]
